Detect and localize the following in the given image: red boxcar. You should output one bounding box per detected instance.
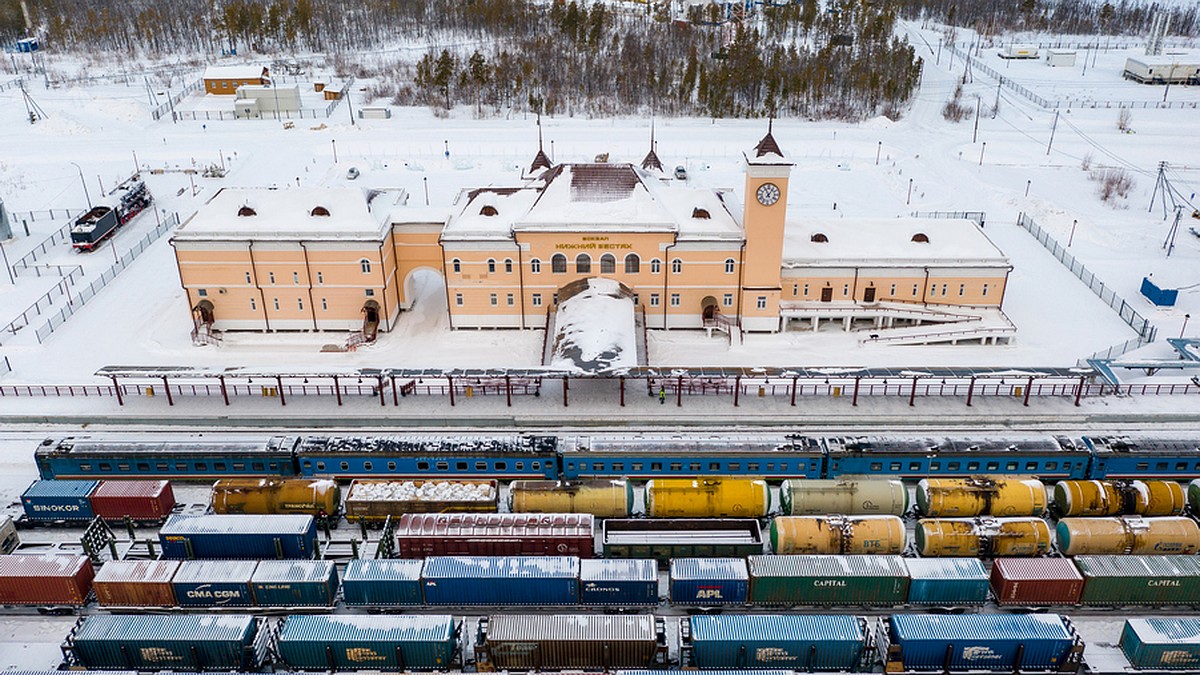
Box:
[0,554,94,606]
[394,513,595,558]
[90,480,176,521]
[93,559,180,607]
[991,557,1084,606]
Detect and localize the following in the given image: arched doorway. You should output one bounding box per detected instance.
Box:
[192,299,215,325]
[701,295,719,321]
[361,300,381,340]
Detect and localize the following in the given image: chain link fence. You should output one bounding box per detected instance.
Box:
[910,211,987,227]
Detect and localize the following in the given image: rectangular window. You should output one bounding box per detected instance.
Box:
[490,293,498,306]
[297,298,304,310]
[245,272,252,284]
[506,293,514,306]
[959,283,965,296]
[843,284,849,296]
[321,299,328,311]
[455,293,463,306]
[650,294,660,307]
[365,289,375,297]
[317,272,323,285]
[250,298,257,310]
[723,294,733,307]
[670,293,680,306]
[532,293,542,307]
[293,272,299,284]
[756,296,767,310]
[982,284,989,296]
[197,289,208,297]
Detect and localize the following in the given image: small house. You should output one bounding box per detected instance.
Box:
[1124,55,1200,84]
[203,65,270,95]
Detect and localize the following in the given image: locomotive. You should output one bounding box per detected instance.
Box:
[70,177,152,252]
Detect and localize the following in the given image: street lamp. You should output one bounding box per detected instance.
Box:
[70,162,92,208]
[1183,314,1192,339]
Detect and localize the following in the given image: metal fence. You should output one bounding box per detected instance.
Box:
[171,75,353,122]
[0,268,85,346]
[0,78,23,92]
[1079,336,1152,366]
[6,208,85,224]
[910,211,987,227]
[151,78,203,121]
[11,221,75,271]
[0,355,10,377]
[1017,213,1156,342]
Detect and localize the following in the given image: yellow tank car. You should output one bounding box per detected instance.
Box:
[644,477,770,518]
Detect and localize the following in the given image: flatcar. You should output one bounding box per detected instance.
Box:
[1084,435,1200,479]
[561,435,825,480]
[35,437,299,480]
[823,435,1095,480]
[295,435,562,479]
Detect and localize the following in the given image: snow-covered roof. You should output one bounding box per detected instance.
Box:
[550,278,638,374]
[203,65,269,81]
[1126,54,1199,67]
[782,218,1009,268]
[173,187,405,241]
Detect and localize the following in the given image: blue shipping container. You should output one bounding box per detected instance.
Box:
[422,556,579,605]
[904,558,988,605]
[670,558,748,605]
[1121,618,1200,670]
[69,614,263,670]
[889,614,1078,671]
[21,480,98,521]
[580,559,658,606]
[342,559,423,606]
[688,614,868,671]
[251,560,338,607]
[171,560,257,607]
[158,514,317,559]
[276,614,457,670]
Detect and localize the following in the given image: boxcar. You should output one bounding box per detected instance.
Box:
[394,513,594,558]
[1121,618,1200,670]
[669,558,749,606]
[0,554,94,606]
[881,614,1083,673]
[747,555,909,606]
[579,559,659,606]
[603,519,763,563]
[250,560,338,607]
[66,614,267,671]
[341,559,424,606]
[475,614,667,671]
[92,560,180,607]
[683,614,871,671]
[275,614,458,671]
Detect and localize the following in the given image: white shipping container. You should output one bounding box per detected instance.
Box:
[1046,50,1077,67]
[1002,44,1039,59]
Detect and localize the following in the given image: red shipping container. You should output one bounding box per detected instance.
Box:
[0,554,94,606]
[90,480,176,521]
[991,557,1084,606]
[395,513,595,558]
[93,559,180,607]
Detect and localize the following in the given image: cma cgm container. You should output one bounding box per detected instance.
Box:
[90,480,175,521]
[394,513,594,558]
[1075,555,1200,606]
[903,558,989,606]
[0,554,94,606]
[884,614,1082,672]
[341,559,424,606]
[93,559,180,607]
[1121,618,1200,670]
[21,480,97,521]
[580,558,658,606]
[670,558,748,605]
[276,614,457,670]
[991,558,1085,606]
[250,560,338,607]
[171,560,257,607]
[158,514,317,559]
[685,614,870,671]
[67,614,266,670]
[476,614,667,670]
[422,556,579,605]
[747,555,908,606]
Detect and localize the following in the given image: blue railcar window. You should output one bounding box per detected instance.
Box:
[252,462,264,471]
[871,463,882,471]
[1006,462,1018,471]
[889,462,901,471]
[670,463,682,471]
[612,463,624,471]
[515,462,524,470]
[79,463,92,472]
[214,462,227,471]
[931,462,941,471]
[476,462,487,470]
[175,463,187,471]
[948,462,960,471]
[1157,462,1168,471]
[780,463,789,471]
[233,463,245,471]
[118,463,130,472]
[340,462,349,471]
[767,463,775,471]
[196,463,207,471]
[532,462,540,469]
[747,463,759,472]
[1177,462,1188,471]
[651,463,662,471]
[1136,462,1148,471]
[269,462,279,471]
[967,462,979,471]
[1046,461,1057,470]
[729,463,741,471]
[157,463,168,471]
[909,462,921,471]
[436,462,448,471]
[632,463,643,471]
[417,461,429,470]
[1026,462,1038,471]
[494,461,505,471]
[99,462,111,471]
[986,462,999,471]
[363,461,373,471]
[689,462,701,471]
[138,463,150,471]
[388,462,397,471]
[455,462,467,471]
[709,462,721,471]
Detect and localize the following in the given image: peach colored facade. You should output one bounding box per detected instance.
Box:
[202,66,270,95]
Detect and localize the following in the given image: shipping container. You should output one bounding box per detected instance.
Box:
[20,479,97,521]
[158,514,317,559]
[990,558,1085,606]
[603,519,762,563]
[67,614,266,671]
[422,556,579,605]
[510,479,634,517]
[1057,516,1200,555]
[684,614,869,671]
[669,558,748,605]
[770,515,905,555]
[903,558,988,606]
[395,513,594,558]
[644,477,770,518]
[915,517,1051,556]
[1075,555,1200,606]
[0,515,18,554]
[211,478,340,518]
[916,477,1046,517]
[90,480,176,521]
[579,558,658,606]
[341,559,424,606]
[0,554,93,606]
[250,560,338,607]
[93,559,180,607]
[475,614,667,671]
[346,479,498,522]
[171,560,257,607]
[779,478,908,516]
[276,614,458,671]
[883,614,1082,672]
[747,554,908,606]
[1121,618,1200,670]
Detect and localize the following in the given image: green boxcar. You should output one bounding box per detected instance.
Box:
[1075,555,1200,606]
[276,615,457,670]
[748,554,909,606]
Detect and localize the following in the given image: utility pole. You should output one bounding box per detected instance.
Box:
[1046,111,1059,156]
[973,97,981,143]
[994,78,1002,117]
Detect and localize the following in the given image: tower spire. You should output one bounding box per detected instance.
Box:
[528,113,553,174]
[641,118,663,172]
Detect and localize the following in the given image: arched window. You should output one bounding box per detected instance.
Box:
[811,233,829,243]
[237,206,257,217]
[452,258,462,273]
[575,254,591,274]
[531,258,542,273]
[671,258,682,274]
[625,254,640,274]
[692,207,711,219]
[360,259,372,274]
[600,254,616,274]
[650,259,662,274]
[911,233,930,243]
[480,205,498,216]
[310,206,330,216]
[724,258,735,274]
[504,258,513,273]
[487,258,496,273]
[551,254,567,274]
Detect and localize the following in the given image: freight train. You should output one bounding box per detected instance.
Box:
[69,178,152,251]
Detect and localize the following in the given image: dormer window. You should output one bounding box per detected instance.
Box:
[810,233,828,243]
[911,233,930,243]
[692,208,711,219]
[311,206,330,216]
[237,206,257,217]
[480,205,499,216]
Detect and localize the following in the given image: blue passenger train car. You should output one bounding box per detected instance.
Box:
[35,437,298,479]
[823,436,1094,480]
[296,435,561,479]
[1084,436,1200,479]
[562,436,825,480]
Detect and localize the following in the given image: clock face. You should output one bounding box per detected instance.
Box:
[756,182,781,207]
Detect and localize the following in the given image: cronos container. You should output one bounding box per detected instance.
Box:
[341,559,424,606]
[476,614,666,670]
[669,558,748,605]
[0,554,93,606]
[421,556,579,605]
[903,558,988,606]
[20,479,97,521]
[510,479,634,517]
[68,614,264,670]
[579,558,658,606]
[394,513,594,558]
[885,614,1080,672]
[250,560,338,607]
[345,479,499,522]
[275,614,457,671]
[779,478,908,516]
[211,478,340,518]
[1074,555,1200,606]
[158,514,317,559]
[1120,618,1200,670]
[90,480,175,521]
[685,614,869,671]
[747,554,908,606]
[171,560,257,608]
[93,559,181,607]
[990,558,1085,606]
[644,477,770,518]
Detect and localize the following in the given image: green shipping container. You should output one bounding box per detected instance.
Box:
[748,554,909,606]
[1075,555,1200,606]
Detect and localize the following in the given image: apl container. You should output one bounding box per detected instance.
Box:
[686,614,869,671]
[1056,516,1200,555]
[158,514,317,559]
[421,556,580,605]
[903,558,988,605]
[394,513,594,558]
[644,477,770,518]
[1075,555,1200,606]
[93,559,181,607]
[747,554,909,606]
[211,478,340,518]
[990,558,1085,606]
[250,560,338,607]
[916,478,1046,517]
[276,614,457,670]
[171,559,257,607]
[476,614,665,670]
[770,515,905,555]
[1121,618,1200,670]
[670,558,748,605]
[886,614,1078,672]
[510,479,634,517]
[579,558,658,606]
[779,478,908,516]
[68,614,263,670]
[341,559,424,606]
[915,517,1051,556]
[90,480,176,521]
[0,554,94,606]
[21,479,97,521]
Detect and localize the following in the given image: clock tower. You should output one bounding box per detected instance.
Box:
[740,121,792,332]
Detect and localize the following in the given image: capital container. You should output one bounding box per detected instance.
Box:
[422,556,579,605]
[510,479,634,517]
[884,614,1079,672]
[644,477,769,518]
[68,614,265,670]
[90,480,175,521]
[915,517,1051,557]
[747,554,908,606]
[903,558,988,606]
[990,557,1084,606]
[670,557,748,605]
[770,515,905,555]
[341,558,423,606]
[780,478,908,516]
[1056,516,1200,555]
[579,558,658,606]
[0,554,93,606]
[250,560,338,607]
[1057,480,1185,517]
[20,479,97,521]
[171,559,257,607]
[93,559,180,607]
[158,514,317,559]
[603,519,763,563]
[916,478,1046,517]
[345,479,499,522]
[394,513,594,558]
[210,478,340,518]
[276,614,457,670]
[476,614,665,670]
[1120,618,1200,670]
[685,614,869,671]
[1074,555,1200,606]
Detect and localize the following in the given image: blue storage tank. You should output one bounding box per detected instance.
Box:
[276,614,457,670]
[158,514,317,559]
[686,614,869,671]
[68,614,264,670]
[422,556,579,605]
[251,560,338,607]
[579,558,658,606]
[342,559,423,606]
[1121,618,1200,670]
[21,480,98,521]
[670,557,748,605]
[171,560,257,607]
[887,614,1080,672]
[904,558,989,605]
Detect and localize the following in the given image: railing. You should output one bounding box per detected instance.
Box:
[910,211,986,227]
[1078,336,1152,366]
[0,268,85,346]
[10,220,76,272]
[151,79,203,121]
[780,301,982,323]
[0,78,24,92]
[863,323,1015,345]
[6,208,85,224]
[1017,213,1156,342]
[0,355,10,377]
